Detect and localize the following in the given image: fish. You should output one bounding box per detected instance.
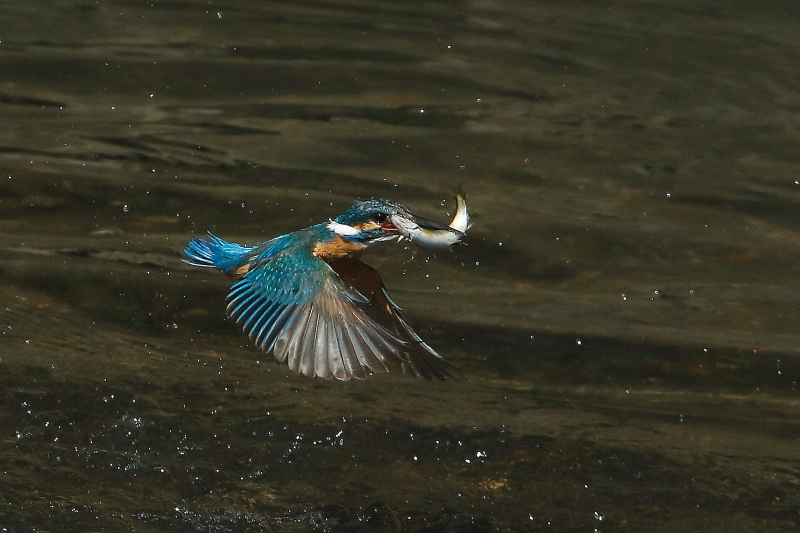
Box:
[391,189,470,249]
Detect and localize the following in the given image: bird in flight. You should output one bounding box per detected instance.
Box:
[184,192,470,381]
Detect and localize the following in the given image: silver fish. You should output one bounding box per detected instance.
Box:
[391,190,470,249]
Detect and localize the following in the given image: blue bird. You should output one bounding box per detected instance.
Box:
[184,194,470,381]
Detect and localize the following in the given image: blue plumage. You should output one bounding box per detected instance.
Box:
[184,232,253,274]
[183,199,459,381]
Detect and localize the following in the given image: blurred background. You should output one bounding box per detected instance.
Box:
[1,1,798,531]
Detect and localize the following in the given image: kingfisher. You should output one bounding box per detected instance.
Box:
[184,192,470,381]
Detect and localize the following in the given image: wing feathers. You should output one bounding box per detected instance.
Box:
[223,253,455,380]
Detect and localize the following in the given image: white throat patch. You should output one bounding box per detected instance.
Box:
[327,220,361,236]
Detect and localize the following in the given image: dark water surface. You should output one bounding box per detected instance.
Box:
[2,1,799,531]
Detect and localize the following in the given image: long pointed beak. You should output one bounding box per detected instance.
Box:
[409,214,463,234]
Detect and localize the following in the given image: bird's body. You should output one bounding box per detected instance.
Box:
[184,195,469,381]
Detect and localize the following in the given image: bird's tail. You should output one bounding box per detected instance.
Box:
[184,233,252,275]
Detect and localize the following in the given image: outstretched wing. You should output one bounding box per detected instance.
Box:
[226,248,455,380]
[326,257,456,380]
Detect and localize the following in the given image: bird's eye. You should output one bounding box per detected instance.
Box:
[373,212,387,223]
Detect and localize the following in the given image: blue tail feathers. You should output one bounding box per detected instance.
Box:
[184,232,252,275]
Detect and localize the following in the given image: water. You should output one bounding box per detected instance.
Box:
[1,1,799,531]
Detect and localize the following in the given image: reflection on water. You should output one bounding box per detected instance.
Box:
[1,0,799,531]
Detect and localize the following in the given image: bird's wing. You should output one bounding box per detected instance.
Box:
[225,249,455,380]
[326,257,456,380]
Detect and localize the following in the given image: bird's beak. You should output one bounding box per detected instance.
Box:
[409,214,462,233]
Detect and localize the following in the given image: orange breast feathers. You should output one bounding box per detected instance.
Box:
[312,237,367,259]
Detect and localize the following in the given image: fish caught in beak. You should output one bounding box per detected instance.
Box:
[390,190,471,248]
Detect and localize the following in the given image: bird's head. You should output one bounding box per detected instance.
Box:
[327,198,459,246]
